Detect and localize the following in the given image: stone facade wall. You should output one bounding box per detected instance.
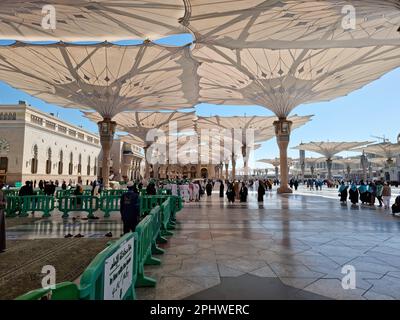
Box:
[0,102,101,185]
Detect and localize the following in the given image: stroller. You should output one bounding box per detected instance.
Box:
[392,196,400,216]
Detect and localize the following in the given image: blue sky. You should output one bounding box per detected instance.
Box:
[0,35,399,168]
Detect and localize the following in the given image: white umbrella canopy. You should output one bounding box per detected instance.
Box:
[257,158,291,167]
[292,141,372,159]
[195,114,312,142]
[333,157,362,167]
[0,42,199,118]
[303,157,328,166]
[86,110,196,180]
[84,111,196,142]
[192,42,400,192]
[368,157,390,168]
[0,0,186,41]
[182,0,400,49]
[119,134,147,148]
[352,142,400,159]
[193,43,400,118]
[0,41,198,187]
[293,141,371,179]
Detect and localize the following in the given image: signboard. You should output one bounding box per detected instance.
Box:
[15,182,22,188]
[103,237,134,300]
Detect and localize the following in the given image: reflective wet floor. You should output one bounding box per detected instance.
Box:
[5,186,400,300]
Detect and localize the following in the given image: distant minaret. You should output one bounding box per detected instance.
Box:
[299,147,305,179]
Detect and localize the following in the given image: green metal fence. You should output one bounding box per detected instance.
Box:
[160,197,175,236]
[5,193,183,219]
[14,195,183,300]
[80,233,137,300]
[99,195,121,218]
[5,195,54,218]
[101,189,127,197]
[149,206,165,255]
[16,233,138,300]
[135,215,160,287]
[58,196,99,218]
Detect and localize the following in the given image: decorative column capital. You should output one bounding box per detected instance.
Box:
[97,119,116,142]
[273,118,293,142]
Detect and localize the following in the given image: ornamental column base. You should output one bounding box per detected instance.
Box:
[277,185,293,194]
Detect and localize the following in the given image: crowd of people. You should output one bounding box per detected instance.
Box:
[337,180,399,215]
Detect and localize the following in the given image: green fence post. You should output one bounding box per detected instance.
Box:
[149,206,165,255]
[135,215,159,288]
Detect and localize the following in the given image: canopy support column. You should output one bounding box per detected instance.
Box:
[274,118,293,194]
[242,145,250,181]
[98,118,116,189]
[301,162,305,181]
[326,158,333,180]
[231,153,236,180]
[225,162,229,180]
[361,152,368,181]
[144,145,150,179]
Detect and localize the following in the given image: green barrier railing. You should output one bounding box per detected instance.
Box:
[16,282,80,300]
[160,198,174,236]
[140,195,168,216]
[5,195,54,218]
[80,233,137,300]
[2,189,19,198]
[148,206,165,254]
[99,195,121,218]
[16,233,138,300]
[14,194,183,299]
[139,196,152,216]
[135,215,160,287]
[5,196,22,217]
[55,190,74,199]
[58,196,99,218]
[101,189,127,197]
[157,189,172,195]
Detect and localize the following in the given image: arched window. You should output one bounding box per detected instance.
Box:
[78,154,82,174]
[93,157,97,176]
[58,150,63,175]
[87,155,91,175]
[31,145,38,174]
[69,152,73,175]
[46,148,52,174]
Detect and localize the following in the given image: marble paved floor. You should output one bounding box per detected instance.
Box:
[137,188,400,300]
[5,186,400,300]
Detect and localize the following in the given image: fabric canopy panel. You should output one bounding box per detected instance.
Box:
[0,42,198,118]
[352,142,400,159]
[183,0,400,48]
[257,158,291,167]
[119,134,147,148]
[333,158,362,166]
[0,0,186,41]
[368,157,390,167]
[84,111,196,142]
[195,114,312,142]
[302,157,328,165]
[292,141,371,158]
[193,43,400,117]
